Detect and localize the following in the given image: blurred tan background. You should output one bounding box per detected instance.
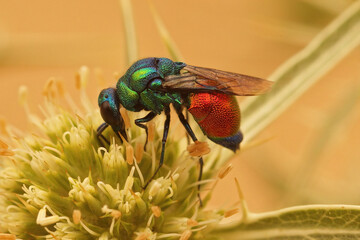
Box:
[0,0,359,213]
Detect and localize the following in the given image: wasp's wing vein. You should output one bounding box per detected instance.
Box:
[163,65,273,96]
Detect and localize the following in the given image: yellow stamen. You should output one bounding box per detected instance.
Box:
[43,77,56,99]
[187,219,198,227]
[179,230,192,240]
[55,79,65,97]
[218,164,233,179]
[0,139,13,156]
[151,206,161,217]
[187,141,210,157]
[0,234,16,240]
[72,209,81,224]
[224,208,239,218]
[75,72,81,90]
[135,142,144,163]
[0,118,7,137]
[0,149,14,156]
[111,210,122,219]
[0,139,8,149]
[135,232,150,240]
[147,121,155,143]
[126,144,134,165]
[120,107,131,129]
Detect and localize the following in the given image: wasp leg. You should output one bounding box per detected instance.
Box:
[134,112,157,150]
[185,109,191,145]
[175,107,204,206]
[97,122,110,146]
[112,126,128,143]
[143,107,170,189]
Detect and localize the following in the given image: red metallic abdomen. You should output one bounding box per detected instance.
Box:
[187,92,240,139]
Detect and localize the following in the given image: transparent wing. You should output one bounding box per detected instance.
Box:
[163,65,273,96]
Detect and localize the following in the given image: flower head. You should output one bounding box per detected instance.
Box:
[0,67,232,239]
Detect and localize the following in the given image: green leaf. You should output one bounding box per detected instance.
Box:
[241,0,360,144]
[212,204,360,240]
[119,0,138,66]
[147,0,184,62]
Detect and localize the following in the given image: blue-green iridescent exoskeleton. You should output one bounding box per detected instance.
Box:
[115,57,185,114]
[97,57,272,204]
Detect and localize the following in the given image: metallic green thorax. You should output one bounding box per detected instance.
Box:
[116,57,185,114]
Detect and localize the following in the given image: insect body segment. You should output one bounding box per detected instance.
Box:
[115,58,185,113]
[187,92,242,152]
